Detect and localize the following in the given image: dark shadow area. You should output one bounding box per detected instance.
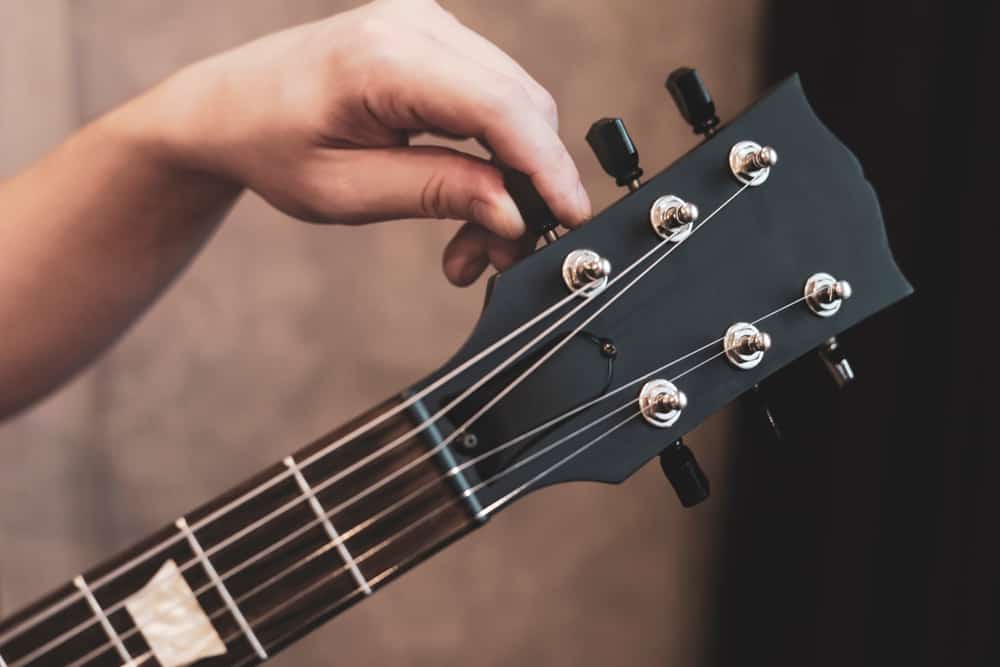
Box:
[708,2,999,665]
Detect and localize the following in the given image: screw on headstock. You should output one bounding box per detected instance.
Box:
[586,117,643,192]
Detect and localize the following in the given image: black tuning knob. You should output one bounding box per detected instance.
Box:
[586,118,643,192]
[666,67,720,138]
[659,438,710,508]
[500,167,561,243]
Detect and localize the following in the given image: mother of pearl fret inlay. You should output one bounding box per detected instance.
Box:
[73,575,133,664]
[125,560,226,667]
[283,456,373,595]
[175,517,268,661]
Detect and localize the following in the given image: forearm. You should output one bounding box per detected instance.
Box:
[0,85,241,418]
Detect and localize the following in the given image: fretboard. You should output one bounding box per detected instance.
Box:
[0,394,481,667]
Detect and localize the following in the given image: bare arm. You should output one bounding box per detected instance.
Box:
[0,0,590,418]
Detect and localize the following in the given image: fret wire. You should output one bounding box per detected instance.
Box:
[72,576,133,665]
[175,517,268,662]
[283,457,372,595]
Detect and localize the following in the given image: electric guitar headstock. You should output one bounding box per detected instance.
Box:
[420,71,911,514]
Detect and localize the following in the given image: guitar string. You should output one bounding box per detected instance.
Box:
[54,337,714,667]
[7,185,764,667]
[59,286,816,667]
[0,180,753,651]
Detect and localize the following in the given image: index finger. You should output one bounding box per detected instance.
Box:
[365,48,591,228]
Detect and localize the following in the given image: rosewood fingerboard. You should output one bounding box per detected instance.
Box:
[0,396,479,667]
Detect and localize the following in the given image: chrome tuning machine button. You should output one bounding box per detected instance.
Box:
[562,249,611,297]
[639,379,687,428]
[729,140,778,186]
[724,322,772,370]
[804,272,853,317]
[650,195,699,242]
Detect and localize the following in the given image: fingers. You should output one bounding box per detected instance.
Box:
[362,46,591,228]
[307,145,527,239]
[442,222,536,286]
[411,7,559,131]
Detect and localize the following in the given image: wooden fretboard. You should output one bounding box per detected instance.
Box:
[0,395,481,666]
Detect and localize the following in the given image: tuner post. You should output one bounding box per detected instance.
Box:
[729,140,778,186]
[724,322,772,370]
[639,379,687,428]
[650,195,699,242]
[562,249,611,297]
[804,272,853,317]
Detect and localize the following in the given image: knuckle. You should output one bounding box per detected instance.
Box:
[420,170,450,219]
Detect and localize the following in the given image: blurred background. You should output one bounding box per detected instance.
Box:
[0,1,995,666]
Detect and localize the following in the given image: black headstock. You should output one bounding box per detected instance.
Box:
[415,75,911,516]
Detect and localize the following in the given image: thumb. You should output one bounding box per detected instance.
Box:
[316,145,527,240]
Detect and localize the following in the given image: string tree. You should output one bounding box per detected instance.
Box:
[586,117,643,192]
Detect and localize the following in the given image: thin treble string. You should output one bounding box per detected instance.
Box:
[2,184,750,649]
[69,284,820,667]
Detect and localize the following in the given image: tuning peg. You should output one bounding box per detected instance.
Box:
[817,336,855,388]
[586,118,643,192]
[500,166,561,244]
[666,67,720,138]
[659,438,710,507]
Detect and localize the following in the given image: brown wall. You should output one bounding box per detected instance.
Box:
[0,2,765,664]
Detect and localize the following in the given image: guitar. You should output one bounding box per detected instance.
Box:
[0,73,910,667]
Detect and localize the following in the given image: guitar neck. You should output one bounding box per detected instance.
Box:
[0,393,481,666]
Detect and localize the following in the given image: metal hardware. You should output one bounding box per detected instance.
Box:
[650,195,699,242]
[562,249,611,296]
[724,322,772,370]
[804,272,853,317]
[818,336,855,387]
[729,140,778,186]
[639,379,688,428]
[542,229,560,245]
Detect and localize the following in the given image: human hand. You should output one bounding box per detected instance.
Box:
[155,0,591,285]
